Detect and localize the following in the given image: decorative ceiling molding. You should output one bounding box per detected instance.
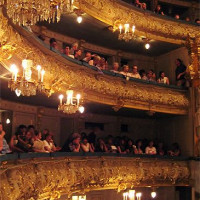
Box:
[0,156,191,200]
[74,0,200,44]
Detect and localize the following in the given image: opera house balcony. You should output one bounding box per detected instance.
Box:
[0,0,200,200]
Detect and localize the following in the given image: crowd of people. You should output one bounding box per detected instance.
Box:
[132,0,200,25]
[47,37,187,86]
[0,123,181,157]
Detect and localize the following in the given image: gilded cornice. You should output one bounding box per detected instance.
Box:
[0,10,189,115]
[75,0,200,44]
[0,156,191,200]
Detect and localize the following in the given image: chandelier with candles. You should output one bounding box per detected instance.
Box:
[5,0,74,25]
[8,59,46,97]
[113,22,136,42]
[58,90,85,114]
[72,195,86,200]
[123,190,142,200]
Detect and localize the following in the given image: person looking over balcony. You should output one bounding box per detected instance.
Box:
[120,65,131,78]
[154,5,164,16]
[134,140,143,154]
[157,142,165,156]
[126,139,135,154]
[70,42,78,56]
[64,46,74,58]
[117,138,127,154]
[175,14,180,20]
[141,3,147,10]
[145,140,157,155]
[33,131,47,153]
[130,65,141,79]
[74,49,82,61]
[139,69,148,80]
[147,70,156,82]
[81,137,94,152]
[175,58,187,86]
[106,137,118,153]
[69,134,81,152]
[17,130,33,152]
[43,133,60,152]
[134,0,142,8]
[83,52,92,63]
[49,38,58,51]
[0,122,12,155]
[95,138,108,152]
[110,62,120,73]
[157,71,169,85]
[168,143,181,156]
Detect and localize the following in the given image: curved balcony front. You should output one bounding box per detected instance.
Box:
[0,153,192,200]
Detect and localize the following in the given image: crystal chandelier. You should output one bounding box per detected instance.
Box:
[117,23,136,42]
[58,90,85,114]
[8,59,46,96]
[6,0,74,25]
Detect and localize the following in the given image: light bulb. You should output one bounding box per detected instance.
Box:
[15,89,21,97]
[79,106,85,113]
[72,196,78,200]
[132,25,136,33]
[37,65,41,71]
[77,16,83,23]
[151,192,157,198]
[59,94,64,100]
[10,64,17,72]
[145,43,150,49]
[6,119,11,124]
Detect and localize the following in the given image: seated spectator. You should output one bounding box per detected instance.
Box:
[147,70,156,82]
[27,125,36,139]
[120,65,131,78]
[64,46,74,58]
[83,52,92,63]
[42,128,49,140]
[9,131,24,152]
[49,38,58,51]
[185,17,190,22]
[139,69,148,80]
[168,143,181,156]
[117,138,127,154]
[70,42,78,56]
[99,57,106,70]
[134,0,142,8]
[80,137,94,152]
[145,140,157,155]
[74,49,82,61]
[175,58,187,86]
[141,3,147,10]
[110,62,120,73]
[43,133,60,152]
[69,134,81,152]
[195,18,200,25]
[130,65,141,79]
[154,5,164,15]
[16,130,33,152]
[33,131,47,153]
[95,138,108,152]
[126,139,135,154]
[0,122,12,154]
[157,142,165,156]
[175,14,180,20]
[157,71,169,85]
[134,140,143,154]
[106,137,118,153]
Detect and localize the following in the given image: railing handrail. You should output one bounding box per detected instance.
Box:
[1,152,199,163]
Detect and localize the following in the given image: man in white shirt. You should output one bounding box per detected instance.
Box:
[130,65,141,79]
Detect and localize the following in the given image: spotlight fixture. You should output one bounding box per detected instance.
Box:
[77,15,83,23]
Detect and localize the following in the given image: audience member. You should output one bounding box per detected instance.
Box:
[81,137,94,152]
[33,131,47,153]
[168,143,181,156]
[74,49,82,61]
[157,71,169,85]
[134,140,143,154]
[106,137,118,153]
[157,142,165,156]
[139,69,148,80]
[17,130,33,152]
[70,42,78,55]
[131,65,141,79]
[49,38,58,51]
[110,62,120,73]
[69,134,81,152]
[195,18,200,25]
[175,14,180,20]
[154,5,164,15]
[43,133,60,152]
[147,70,156,82]
[175,58,187,86]
[95,138,108,152]
[0,123,12,154]
[145,140,157,155]
[134,0,142,8]
[126,139,135,154]
[120,65,131,78]
[83,52,92,63]
[117,138,127,154]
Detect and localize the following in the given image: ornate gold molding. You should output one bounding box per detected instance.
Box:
[0,9,189,115]
[0,156,191,200]
[74,0,200,44]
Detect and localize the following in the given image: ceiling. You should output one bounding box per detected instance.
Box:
[38,13,181,57]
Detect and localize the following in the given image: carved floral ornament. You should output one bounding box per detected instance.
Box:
[0,9,189,114]
[0,156,190,200]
